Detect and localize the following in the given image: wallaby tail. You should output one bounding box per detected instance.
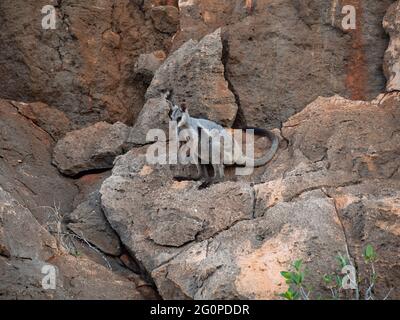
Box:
[242,127,279,167]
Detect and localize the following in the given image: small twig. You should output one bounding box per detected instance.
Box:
[383,288,393,300]
[64,232,112,270]
[330,288,338,300]
[365,262,376,300]
[299,286,309,300]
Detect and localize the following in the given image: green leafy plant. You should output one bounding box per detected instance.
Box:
[363,244,378,300]
[279,245,393,300]
[364,244,377,263]
[279,259,309,300]
[279,287,299,300]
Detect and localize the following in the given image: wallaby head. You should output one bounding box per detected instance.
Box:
[168,103,189,129]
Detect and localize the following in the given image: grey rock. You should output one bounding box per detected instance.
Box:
[146,28,238,127]
[100,147,254,273]
[53,122,130,176]
[67,192,122,256]
[324,180,400,300]
[152,190,348,299]
[134,50,167,84]
[128,96,171,146]
[0,186,57,261]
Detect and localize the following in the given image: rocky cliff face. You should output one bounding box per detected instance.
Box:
[0,0,173,126]
[0,0,399,300]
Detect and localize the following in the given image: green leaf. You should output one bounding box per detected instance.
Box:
[323,274,333,283]
[364,244,376,262]
[290,288,300,300]
[280,271,292,280]
[293,259,303,271]
[291,272,303,285]
[335,275,342,287]
[299,272,305,284]
[291,273,299,285]
[336,253,348,268]
[280,289,295,300]
[279,293,288,299]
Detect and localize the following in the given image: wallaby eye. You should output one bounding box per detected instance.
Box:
[176,116,182,122]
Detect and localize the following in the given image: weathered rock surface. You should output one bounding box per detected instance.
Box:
[0,99,77,225]
[67,192,122,256]
[128,95,172,146]
[134,50,167,85]
[0,186,57,261]
[383,0,400,91]
[0,186,145,299]
[174,0,394,128]
[143,0,179,11]
[0,0,173,126]
[11,101,73,141]
[1,0,399,301]
[73,171,112,208]
[100,147,255,272]
[146,28,238,127]
[153,189,348,299]
[100,94,400,299]
[172,0,248,50]
[150,6,180,34]
[53,122,130,176]
[325,180,400,299]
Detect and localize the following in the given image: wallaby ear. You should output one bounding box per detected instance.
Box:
[167,102,174,119]
[181,103,188,112]
[161,90,171,100]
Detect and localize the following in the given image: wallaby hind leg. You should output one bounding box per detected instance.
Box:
[195,163,209,180]
[212,164,225,181]
[199,164,223,189]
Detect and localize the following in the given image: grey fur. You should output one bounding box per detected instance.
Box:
[169,103,278,181]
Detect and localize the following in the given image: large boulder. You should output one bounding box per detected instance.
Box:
[53,122,130,176]
[146,28,238,127]
[0,0,173,126]
[100,147,255,273]
[383,0,400,91]
[100,94,400,299]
